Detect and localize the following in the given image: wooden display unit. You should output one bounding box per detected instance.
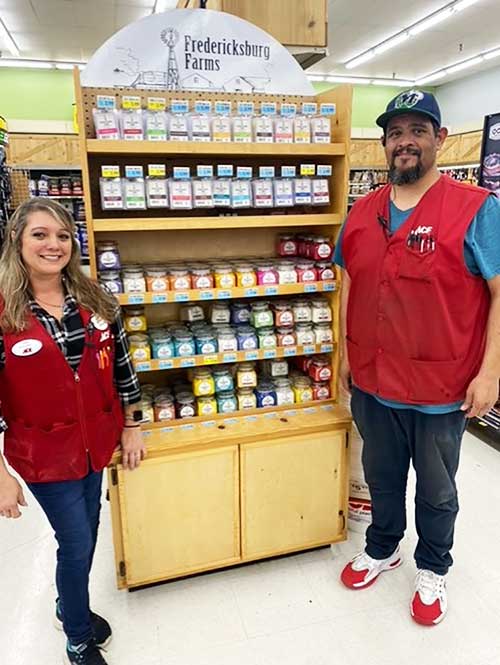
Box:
[74,69,352,590]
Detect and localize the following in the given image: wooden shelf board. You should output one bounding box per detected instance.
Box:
[86,139,346,157]
[93,213,341,232]
[118,281,337,305]
[133,342,335,373]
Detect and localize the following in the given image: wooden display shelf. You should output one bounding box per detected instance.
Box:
[118,280,336,305]
[114,401,350,458]
[133,342,334,373]
[93,212,341,232]
[86,139,346,157]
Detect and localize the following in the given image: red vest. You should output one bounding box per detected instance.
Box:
[0,306,123,482]
[343,175,491,405]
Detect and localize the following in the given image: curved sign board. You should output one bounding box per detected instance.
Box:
[81,8,314,96]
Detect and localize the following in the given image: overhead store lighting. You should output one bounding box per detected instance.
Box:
[0,59,86,69]
[416,44,500,85]
[0,16,20,57]
[372,79,414,87]
[345,0,482,69]
[325,76,371,85]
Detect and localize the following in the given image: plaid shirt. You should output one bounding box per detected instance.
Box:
[0,294,141,432]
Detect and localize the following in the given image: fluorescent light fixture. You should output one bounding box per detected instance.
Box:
[307,74,326,82]
[345,51,375,70]
[326,76,372,84]
[446,55,483,74]
[0,17,20,57]
[416,71,447,85]
[409,7,454,36]
[0,58,86,70]
[345,0,483,69]
[484,48,500,60]
[374,33,409,55]
[372,79,414,87]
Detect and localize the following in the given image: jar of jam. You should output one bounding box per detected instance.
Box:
[197,396,217,416]
[195,329,218,355]
[217,327,238,352]
[123,265,146,293]
[295,323,315,346]
[176,392,196,419]
[250,302,274,328]
[150,331,174,359]
[292,300,313,323]
[313,323,333,344]
[191,264,214,290]
[296,260,318,283]
[124,306,147,333]
[169,266,192,291]
[277,234,298,257]
[235,263,257,287]
[262,358,289,378]
[257,327,278,349]
[99,271,123,294]
[128,333,151,363]
[173,330,196,357]
[237,388,257,410]
[276,260,298,285]
[141,395,154,423]
[210,302,231,325]
[277,327,297,347]
[213,366,234,393]
[273,301,294,328]
[256,263,279,286]
[231,302,251,325]
[255,381,277,408]
[311,298,332,323]
[236,362,257,388]
[315,262,335,281]
[97,241,121,271]
[216,391,238,414]
[312,381,331,401]
[296,356,314,374]
[236,326,258,351]
[292,376,313,403]
[145,265,168,292]
[214,263,236,289]
[274,377,295,405]
[311,236,333,261]
[192,368,215,396]
[154,394,176,421]
[309,355,332,382]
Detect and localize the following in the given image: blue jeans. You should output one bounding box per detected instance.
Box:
[28,469,103,645]
[351,387,467,575]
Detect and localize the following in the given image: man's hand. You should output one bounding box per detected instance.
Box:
[340,355,352,394]
[121,427,147,471]
[461,373,499,419]
[0,474,27,519]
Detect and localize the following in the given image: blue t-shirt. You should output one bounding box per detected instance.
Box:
[335,195,500,414]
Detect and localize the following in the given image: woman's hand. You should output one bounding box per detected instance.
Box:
[120,427,147,471]
[0,474,27,518]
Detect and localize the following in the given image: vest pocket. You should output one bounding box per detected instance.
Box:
[407,356,468,403]
[346,337,376,387]
[397,247,435,281]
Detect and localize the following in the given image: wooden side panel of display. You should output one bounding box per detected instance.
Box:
[7,133,80,168]
[220,0,327,47]
[350,138,386,169]
[106,468,127,590]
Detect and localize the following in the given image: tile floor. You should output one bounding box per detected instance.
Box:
[2,429,500,665]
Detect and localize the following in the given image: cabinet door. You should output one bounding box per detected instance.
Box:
[117,445,240,586]
[241,430,347,560]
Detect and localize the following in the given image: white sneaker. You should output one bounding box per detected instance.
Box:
[411,569,447,626]
[340,546,402,589]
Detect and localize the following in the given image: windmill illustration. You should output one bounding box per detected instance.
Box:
[161,28,181,91]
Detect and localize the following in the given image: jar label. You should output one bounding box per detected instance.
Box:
[217,376,232,390]
[124,278,146,293]
[151,278,167,291]
[219,339,237,352]
[240,397,255,408]
[132,348,148,361]
[221,401,236,412]
[195,276,212,289]
[157,345,173,358]
[281,335,295,346]
[319,368,331,381]
[100,251,118,268]
[173,277,190,290]
[128,316,144,330]
[240,374,256,387]
[320,268,335,280]
[180,405,195,418]
[301,270,316,282]
[242,338,257,350]
[157,408,174,420]
[219,275,234,288]
[317,244,331,259]
[240,273,255,286]
[279,312,294,326]
[200,342,217,354]
[178,343,194,355]
[261,395,274,406]
[201,402,216,414]
[261,336,276,348]
[298,333,315,345]
[315,387,330,399]
[278,271,297,284]
[198,379,213,394]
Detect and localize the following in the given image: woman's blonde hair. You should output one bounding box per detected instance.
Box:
[0,198,117,332]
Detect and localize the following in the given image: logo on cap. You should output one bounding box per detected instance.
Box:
[394,90,425,110]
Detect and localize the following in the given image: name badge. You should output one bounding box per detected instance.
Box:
[12,339,43,357]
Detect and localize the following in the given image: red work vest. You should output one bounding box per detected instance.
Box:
[343,175,491,405]
[0,306,123,482]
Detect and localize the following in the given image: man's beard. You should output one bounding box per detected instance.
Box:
[388,149,424,185]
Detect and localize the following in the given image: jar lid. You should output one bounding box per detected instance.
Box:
[237,388,254,394]
[145,266,168,276]
[122,267,145,276]
[238,362,255,370]
[314,322,331,327]
[236,326,255,335]
[217,328,236,337]
[232,302,251,309]
[294,376,312,386]
[218,390,236,399]
[99,271,121,279]
[235,263,255,271]
[198,396,216,403]
[296,323,312,330]
[154,394,173,406]
[212,302,230,309]
[315,261,332,268]
[256,381,274,391]
[169,267,189,276]
[314,236,330,242]
[312,297,329,305]
[191,267,211,275]
[193,368,212,377]
[214,264,233,273]
[312,355,330,365]
[274,377,291,387]
[128,334,149,343]
[277,260,296,268]
[125,306,145,315]
[251,302,269,310]
[258,327,275,334]
[177,391,195,403]
[141,396,153,406]
[272,301,290,310]
[293,299,310,306]
[296,260,315,268]
[279,234,295,240]
[97,241,118,249]
[174,331,194,340]
[277,326,295,333]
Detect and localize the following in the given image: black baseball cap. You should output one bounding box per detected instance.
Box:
[376,89,442,130]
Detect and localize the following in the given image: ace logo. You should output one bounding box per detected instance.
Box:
[414,225,433,235]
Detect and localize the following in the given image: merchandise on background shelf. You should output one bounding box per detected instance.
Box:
[193,164,215,208]
[233,101,254,143]
[253,102,275,143]
[123,165,146,210]
[96,240,121,271]
[169,167,193,209]
[145,97,168,141]
[93,96,120,140]
[274,106,294,144]
[252,165,275,208]
[168,100,190,141]
[213,164,233,206]
[99,165,124,210]
[120,96,144,141]
[76,222,89,259]
[231,167,252,208]
[122,265,147,293]
[190,101,212,142]
[212,101,232,142]
[146,164,169,208]
[294,115,311,144]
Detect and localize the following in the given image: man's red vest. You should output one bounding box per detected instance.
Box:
[0,306,123,482]
[343,175,491,405]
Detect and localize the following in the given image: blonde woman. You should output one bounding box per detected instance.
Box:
[0,198,145,665]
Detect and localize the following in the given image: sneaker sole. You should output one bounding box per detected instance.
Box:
[343,556,403,590]
[55,616,112,650]
[410,604,447,626]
